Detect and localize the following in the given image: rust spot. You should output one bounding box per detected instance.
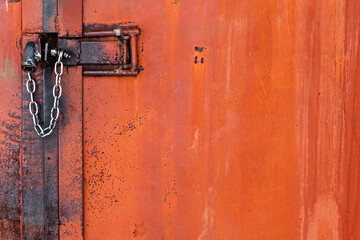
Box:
[194,46,206,52]
[113,107,151,137]
[163,179,178,209]
[133,223,146,237]
[171,0,182,4]
[0,111,21,239]
[84,22,136,32]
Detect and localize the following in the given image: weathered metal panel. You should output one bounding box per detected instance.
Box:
[59,66,83,239]
[21,37,60,239]
[0,1,22,239]
[82,0,360,239]
[43,0,57,33]
[43,67,59,240]
[2,0,360,239]
[22,0,43,33]
[80,41,121,65]
[21,36,45,239]
[58,0,83,37]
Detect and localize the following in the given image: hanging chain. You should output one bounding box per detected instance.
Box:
[26,51,64,137]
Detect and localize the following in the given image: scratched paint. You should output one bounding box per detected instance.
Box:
[81,0,360,239]
[0,0,8,12]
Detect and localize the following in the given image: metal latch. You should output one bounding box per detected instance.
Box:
[22,26,141,76]
[21,26,141,137]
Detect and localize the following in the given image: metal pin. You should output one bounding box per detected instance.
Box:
[50,49,71,59]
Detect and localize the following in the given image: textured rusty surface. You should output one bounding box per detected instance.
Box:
[58,0,83,37]
[22,0,42,33]
[0,1,22,239]
[80,41,121,65]
[21,35,45,239]
[18,1,84,239]
[59,66,83,239]
[21,36,61,239]
[2,0,360,239]
[43,0,57,33]
[21,67,60,240]
[23,0,81,36]
[43,67,59,240]
[82,0,360,239]
[58,39,81,66]
[60,34,140,76]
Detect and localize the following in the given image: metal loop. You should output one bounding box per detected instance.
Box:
[51,107,60,120]
[32,115,39,126]
[41,127,53,137]
[57,50,64,62]
[26,79,36,93]
[54,51,64,75]
[54,61,63,75]
[49,118,57,129]
[53,97,59,108]
[53,84,62,98]
[55,74,61,85]
[34,124,44,136]
[29,101,39,115]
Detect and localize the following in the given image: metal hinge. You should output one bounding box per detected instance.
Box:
[22,26,141,76]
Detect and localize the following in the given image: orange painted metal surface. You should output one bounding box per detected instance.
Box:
[58,0,82,37]
[0,1,22,239]
[82,0,360,239]
[59,66,83,239]
[22,0,42,33]
[0,0,360,239]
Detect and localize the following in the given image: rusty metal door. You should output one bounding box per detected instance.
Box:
[1,0,360,239]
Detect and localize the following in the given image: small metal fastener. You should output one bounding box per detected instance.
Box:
[34,52,42,62]
[114,28,121,36]
[50,49,71,59]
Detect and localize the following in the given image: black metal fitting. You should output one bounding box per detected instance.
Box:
[21,42,38,73]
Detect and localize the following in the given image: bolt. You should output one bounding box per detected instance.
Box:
[50,49,71,59]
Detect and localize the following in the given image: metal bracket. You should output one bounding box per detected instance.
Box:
[22,26,141,76]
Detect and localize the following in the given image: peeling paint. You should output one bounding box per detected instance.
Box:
[198,187,215,240]
[306,195,339,240]
[133,223,146,238]
[0,0,8,11]
[188,128,199,150]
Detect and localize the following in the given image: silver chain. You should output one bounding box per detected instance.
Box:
[26,51,64,137]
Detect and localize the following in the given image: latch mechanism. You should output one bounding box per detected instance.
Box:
[21,26,141,137]
[80,27,140,76]
[21,26,141,76]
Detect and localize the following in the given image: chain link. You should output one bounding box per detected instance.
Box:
[26,51,64,137]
